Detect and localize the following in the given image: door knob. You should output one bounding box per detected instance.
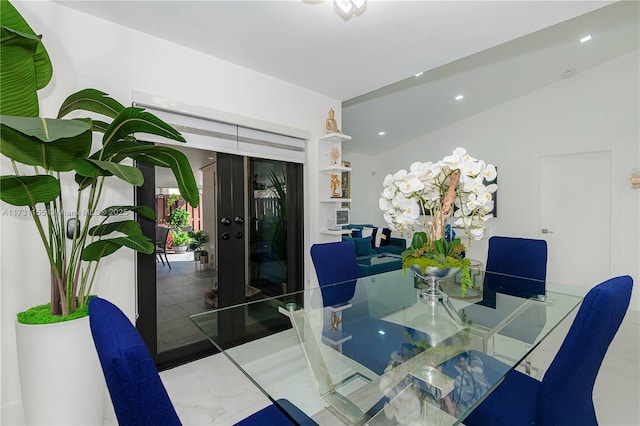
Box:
[221,217,231,225]
[234,216,244,224]
[235,231,243,239]
[221,232,230,240]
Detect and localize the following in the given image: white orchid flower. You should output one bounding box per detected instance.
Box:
[397,177,425,194]
[483,164,497,182]
[393,169,408,181]
[382,173,395,187]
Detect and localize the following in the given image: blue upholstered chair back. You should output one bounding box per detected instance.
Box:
[311,241,360,307]
[484,236,548,298]
[537,275,633,425]
[89,297,181,426]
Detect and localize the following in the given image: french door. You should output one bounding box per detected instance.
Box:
[137,149,303,369]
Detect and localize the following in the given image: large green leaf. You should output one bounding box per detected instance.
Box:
[88,220,143,237]
[74,159,143,186]
[0,0,52,116]
[0,116,92,170]
[100,205,156,220]
[81,235,155,261]
[57,89,125,120]
[410,231,428,250]
[116,145,199,208]
[0,175,60,206]
[102,107,185,147]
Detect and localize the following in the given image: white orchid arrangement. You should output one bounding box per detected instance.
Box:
[379,148,497,294]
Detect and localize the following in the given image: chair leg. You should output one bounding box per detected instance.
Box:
[164,251,171,269]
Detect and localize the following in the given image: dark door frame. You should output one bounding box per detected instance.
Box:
[136,153,304,369]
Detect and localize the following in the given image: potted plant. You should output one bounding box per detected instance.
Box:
[0,2,199,423]
[169,207,190,231]
[188,230,208,260]
[170,230,191,253]
[379,147,497,298]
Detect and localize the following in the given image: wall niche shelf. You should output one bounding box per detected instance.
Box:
[319,133,351,143]
[320,229,353,235]
[320,198,352,203]
[319,165,352,172]
[318,130,352,240]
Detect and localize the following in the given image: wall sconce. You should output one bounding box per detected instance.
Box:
[631,168,640,189]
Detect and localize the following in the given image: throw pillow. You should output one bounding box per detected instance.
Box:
[380,228,392,246]
[375,228,383,248]
[361,227,374,238]
[353,236,375,256]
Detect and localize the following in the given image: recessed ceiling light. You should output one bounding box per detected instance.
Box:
[378,131,386,136]
[414,72,424,77]
[455,94,464,101]
[580,34,593,43]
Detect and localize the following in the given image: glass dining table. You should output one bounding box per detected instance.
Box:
[191,269,584,425]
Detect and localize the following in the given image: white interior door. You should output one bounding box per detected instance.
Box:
[539,151,611,288]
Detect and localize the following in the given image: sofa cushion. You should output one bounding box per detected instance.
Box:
[361,227,374,238]
[353,236,375,256]
[351,229,362,238]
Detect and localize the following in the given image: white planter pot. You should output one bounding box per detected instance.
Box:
[16,316,106,425]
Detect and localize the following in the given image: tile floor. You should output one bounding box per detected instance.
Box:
[103,308,640,425]
[156,252,217,352]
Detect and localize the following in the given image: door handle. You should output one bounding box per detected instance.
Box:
[221,217,232,225]
[221,232,230,240]
[541,228,554,234]
[234,216,244,224]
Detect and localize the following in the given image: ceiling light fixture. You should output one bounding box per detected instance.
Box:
[455,94,464,101]
[580,34,593,43]
[378,131,386,136]
[334,0,367,20]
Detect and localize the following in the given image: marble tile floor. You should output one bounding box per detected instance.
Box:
[103,309,640,425]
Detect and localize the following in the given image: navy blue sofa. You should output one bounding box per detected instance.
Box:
[342,224,406,276]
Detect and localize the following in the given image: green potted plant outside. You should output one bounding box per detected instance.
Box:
[188,230,208,260]
[170,230,191,253]
[169,207,190,230]
[0,1,199,423]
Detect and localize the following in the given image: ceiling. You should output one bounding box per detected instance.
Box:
[55,0,637,156]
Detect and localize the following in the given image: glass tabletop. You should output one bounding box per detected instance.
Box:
[191,269,584,425]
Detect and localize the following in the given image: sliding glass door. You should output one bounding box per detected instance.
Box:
[137,148,303,369]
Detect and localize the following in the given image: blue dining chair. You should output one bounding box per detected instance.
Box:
[88,297,315,426]
[461,236,549,357]
[310,241,432,375]
[461,275,633,426]
[483,236,548,298]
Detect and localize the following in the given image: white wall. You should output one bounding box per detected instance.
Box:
[0,1,340,421]
[346,49,640,310]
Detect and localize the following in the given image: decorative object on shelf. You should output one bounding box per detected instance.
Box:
[325,107,342,134]
[330,311,343,331]
[379,147,497,297]
[330,173,342,198]
[329,144,341,166]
